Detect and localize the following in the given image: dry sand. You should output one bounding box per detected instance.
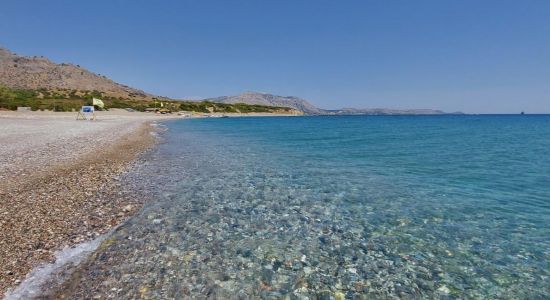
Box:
[0,110,178,295]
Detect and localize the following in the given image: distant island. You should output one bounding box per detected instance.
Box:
[0,47,461,115]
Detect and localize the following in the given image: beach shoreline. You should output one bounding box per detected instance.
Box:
[0,109,300,297]
[0,110,172,296]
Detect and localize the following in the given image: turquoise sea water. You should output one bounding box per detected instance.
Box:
[64,115,550,299]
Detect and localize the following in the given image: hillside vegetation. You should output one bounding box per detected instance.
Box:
[0,86,296,114]
[1,47,459,115]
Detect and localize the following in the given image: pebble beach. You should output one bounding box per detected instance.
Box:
[44,116,549,299]
[0,110,172,296]
[2,113,549,299]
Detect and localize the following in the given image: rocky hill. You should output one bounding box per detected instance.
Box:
[203,92,325,115]
[1,47,461,115]
[203,92,461,115]
[0,47,151,99]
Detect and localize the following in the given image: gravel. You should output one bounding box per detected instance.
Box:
[0,110,169,295]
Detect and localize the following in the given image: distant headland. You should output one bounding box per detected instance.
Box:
[0,47,461,115]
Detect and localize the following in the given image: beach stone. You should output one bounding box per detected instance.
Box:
[316,291,333,300]
[437,285,450,294]
[273,260,283,271]
[334,291,345,300]
[261,269,274,283]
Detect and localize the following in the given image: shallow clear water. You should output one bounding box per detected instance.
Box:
[64,115,550,299]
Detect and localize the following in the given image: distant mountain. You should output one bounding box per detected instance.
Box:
[203,92,462,115]
[0,47,152,99]
[326,108,460,115]
[203,92,325,115]
[0,47,461,115]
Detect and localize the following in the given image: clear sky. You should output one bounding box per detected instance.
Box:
[1,1,549,113]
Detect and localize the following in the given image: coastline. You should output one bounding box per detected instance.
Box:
[0,109,299,296]
[0,111,168,296]
[2,114,547,298]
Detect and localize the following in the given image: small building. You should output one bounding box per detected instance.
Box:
[144,108,157,113]
[17,107,32,112]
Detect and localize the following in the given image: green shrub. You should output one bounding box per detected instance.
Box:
[0,86,293,113]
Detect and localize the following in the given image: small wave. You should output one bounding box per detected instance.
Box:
[4,235,107,300]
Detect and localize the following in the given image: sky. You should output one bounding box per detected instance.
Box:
[1,0,549,113]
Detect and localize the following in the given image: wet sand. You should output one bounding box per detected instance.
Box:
[0,110,174,295]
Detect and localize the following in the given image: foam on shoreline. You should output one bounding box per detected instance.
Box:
[0,115,163,295]
[4,234,107,300]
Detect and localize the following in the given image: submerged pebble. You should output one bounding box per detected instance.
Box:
[53,117,550,299]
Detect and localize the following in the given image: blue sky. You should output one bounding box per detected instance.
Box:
[1,0,549,113]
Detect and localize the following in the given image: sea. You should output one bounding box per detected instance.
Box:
[55,115,550,298]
